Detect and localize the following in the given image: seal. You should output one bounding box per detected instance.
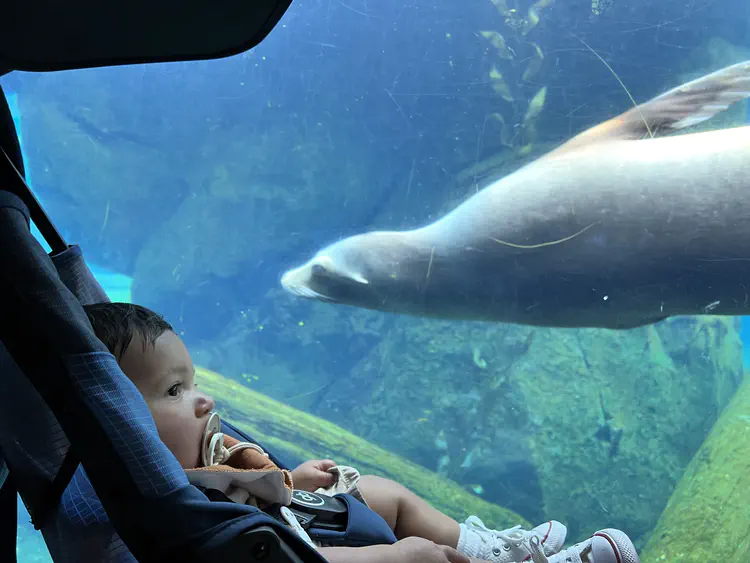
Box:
[281,61,750,329]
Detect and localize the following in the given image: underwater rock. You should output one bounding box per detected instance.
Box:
[8,78,188,274]
[194,365,529,530]
[640,372,750,562]
[130,119,403,342]
[314,315,742,546]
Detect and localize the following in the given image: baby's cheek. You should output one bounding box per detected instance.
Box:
[166,429,199,467]
[147,403,203,468]
[151,411,186,460]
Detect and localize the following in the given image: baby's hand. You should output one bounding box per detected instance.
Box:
[392,537,472,563]
[291,459,338,491]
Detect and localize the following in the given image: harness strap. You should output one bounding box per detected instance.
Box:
[31,450,79,531]
[0,139,67,254]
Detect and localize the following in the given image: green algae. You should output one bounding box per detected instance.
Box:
[306,314,742,545]
[640,374,750,563]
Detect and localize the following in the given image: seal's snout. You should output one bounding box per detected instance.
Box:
[281,263,339,303]
[280,264,310,296]
[279,268,294,290]
[281,256,350,304]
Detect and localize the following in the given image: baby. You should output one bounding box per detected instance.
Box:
[83,302,640,563]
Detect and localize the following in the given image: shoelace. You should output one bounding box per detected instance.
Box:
[469,519,549,562]
[528,536,550,563]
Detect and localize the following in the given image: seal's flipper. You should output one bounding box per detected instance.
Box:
[549,59,750,157]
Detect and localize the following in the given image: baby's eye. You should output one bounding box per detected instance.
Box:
[167,382,184,397]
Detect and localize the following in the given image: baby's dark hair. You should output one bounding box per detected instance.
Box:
[83,302,174,360]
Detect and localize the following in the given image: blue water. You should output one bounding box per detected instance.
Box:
[742,99,750,368]
[6,91,133,304]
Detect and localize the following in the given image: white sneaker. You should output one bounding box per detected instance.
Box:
[459,515,567,563]
[528,528,640,563]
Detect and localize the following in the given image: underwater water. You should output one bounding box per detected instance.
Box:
[3,0,750,561]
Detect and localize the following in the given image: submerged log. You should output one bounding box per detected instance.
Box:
[641,374,750,562]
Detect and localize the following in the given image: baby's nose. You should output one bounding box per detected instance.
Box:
[195,392,215,416]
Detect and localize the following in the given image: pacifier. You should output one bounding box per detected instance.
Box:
[201,411,224,467]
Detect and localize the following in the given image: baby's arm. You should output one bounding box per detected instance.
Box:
[318,544,393,563]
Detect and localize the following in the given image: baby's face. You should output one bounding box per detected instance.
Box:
[119,329,215,468]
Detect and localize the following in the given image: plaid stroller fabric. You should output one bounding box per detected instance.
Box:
[0,89,323,563]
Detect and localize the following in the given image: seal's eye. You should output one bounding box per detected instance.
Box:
[311,263,327,277]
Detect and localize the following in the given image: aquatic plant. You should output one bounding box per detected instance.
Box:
[479,0,553,156]
[590,0,614,16]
